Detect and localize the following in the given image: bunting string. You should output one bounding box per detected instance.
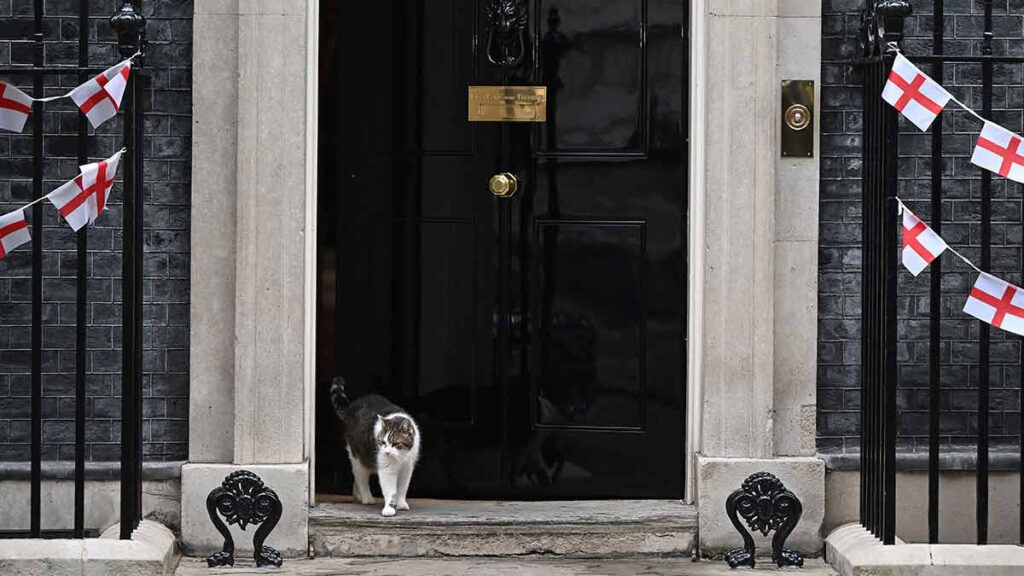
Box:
[0,149,126,260]
[884,49,1024,335]
[21,52,141,104]
[0,55,137,133]
[0,52,138,260]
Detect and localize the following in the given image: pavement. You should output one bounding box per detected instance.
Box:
[174,557,837,576]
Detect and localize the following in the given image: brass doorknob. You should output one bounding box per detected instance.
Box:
[489,172,518,198]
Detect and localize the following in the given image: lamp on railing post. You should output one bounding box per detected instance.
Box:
[111,1,147,57]
[876,0,912,49]
[110,0,147,541]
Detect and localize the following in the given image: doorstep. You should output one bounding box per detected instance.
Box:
[175,556,839,575]
[309,498,697,558]
[826,523,1024,576]
[0,520,178,576]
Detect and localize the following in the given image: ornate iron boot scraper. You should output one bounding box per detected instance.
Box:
[724,472,803,569]
[205,470,283,567]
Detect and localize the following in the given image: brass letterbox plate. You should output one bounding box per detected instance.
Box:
[468,86,547,122]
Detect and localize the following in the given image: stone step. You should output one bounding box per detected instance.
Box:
[310,498,697,558]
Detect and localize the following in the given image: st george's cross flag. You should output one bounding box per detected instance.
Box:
[901,206,948,276]
[69,59,131,128]
[0,81,33,133]
[964,273,1024,337]
[47,150,122,231]
[971,122,1024,183]
[0,209,30,260]
[882,53,952,131]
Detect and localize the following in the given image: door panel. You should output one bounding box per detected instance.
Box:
[318,0,687,499]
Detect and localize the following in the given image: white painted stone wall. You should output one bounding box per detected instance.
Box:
[826,470,1024,545]
[0,479,180,534]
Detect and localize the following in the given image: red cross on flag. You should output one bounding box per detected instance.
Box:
[964,273,1024,336]
[901,206,947,276]
[882,53,951,131]
[971,122,1024,183]
[47,150,122,232]
[0,81,33,133]
[0,209,31,260]
[69,59,131,128]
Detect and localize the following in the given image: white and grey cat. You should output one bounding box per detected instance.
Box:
[330,377,421,517]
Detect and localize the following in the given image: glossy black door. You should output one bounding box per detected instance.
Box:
[318,0,687,499]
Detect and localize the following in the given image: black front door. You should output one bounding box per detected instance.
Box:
[318,0,687,499]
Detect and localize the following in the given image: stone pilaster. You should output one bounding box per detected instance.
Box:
[184,0,313,558]
[697,0,825,557]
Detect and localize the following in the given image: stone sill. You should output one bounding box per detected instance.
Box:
[826,523,1024,576]
[0,520,178,576]
[0,460,183,481]
[820,452,1021,472]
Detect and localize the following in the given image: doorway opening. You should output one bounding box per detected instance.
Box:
[316,0,689,501]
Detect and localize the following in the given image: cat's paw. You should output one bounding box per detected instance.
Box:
[356,495,375,505]
[381,505,397,517]
[397,500,410,511]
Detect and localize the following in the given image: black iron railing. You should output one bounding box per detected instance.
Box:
[0,1,146,540]
[856,0,1024,545]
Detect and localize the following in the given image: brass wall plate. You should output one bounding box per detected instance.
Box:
[781,80,814,158]
[468,86,547,122]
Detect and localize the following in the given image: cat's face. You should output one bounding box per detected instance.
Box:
[376,415,416,458]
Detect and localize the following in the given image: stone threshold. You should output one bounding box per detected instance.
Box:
[826,523,1024,576]
[310,498,697,558]
[175,556,839,575]
[0,520,178,576]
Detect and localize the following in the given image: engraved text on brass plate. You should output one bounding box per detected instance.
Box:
[468,86,547,122]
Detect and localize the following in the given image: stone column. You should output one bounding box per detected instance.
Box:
[696,0,825,558]
[182,0,312,558]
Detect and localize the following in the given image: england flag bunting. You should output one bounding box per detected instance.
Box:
[971,122,1024,183]
[882,53,952,131]
[69,59,131,129]
[46,150,122,232]
[0,209,30,260]
[0,81,32,133]
[964,273,1024,337]
[901,205,947,276]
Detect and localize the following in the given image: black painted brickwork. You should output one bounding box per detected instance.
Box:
[820,0,1023,455]
[0,1,191,462]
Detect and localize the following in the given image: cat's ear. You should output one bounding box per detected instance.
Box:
[377,414,386,426]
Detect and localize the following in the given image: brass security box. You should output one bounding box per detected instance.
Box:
[468,86,547,122]
[781,80,814,158]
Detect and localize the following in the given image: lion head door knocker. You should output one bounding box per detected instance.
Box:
[724,472,804,569]
[205,470,283,568]
[486,0,529,70]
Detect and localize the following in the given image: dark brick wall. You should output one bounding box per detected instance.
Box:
[0,1,191,462]
[820,0,1023,455]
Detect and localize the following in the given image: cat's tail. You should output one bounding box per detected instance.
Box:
[329,376,351,420]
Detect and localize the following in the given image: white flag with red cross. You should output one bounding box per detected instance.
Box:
[964,273,1024,337]
[69,59,131,128]
[970,122,1024,183]
[0,81,33,133]
[47,150,122,232]
[901,205,948,276]
[0,209,31,260]
[882,53,952,131]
